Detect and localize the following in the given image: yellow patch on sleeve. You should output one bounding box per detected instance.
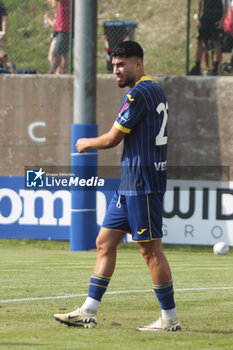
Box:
[114,121,131,134]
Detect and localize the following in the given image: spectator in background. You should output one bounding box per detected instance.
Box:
[224,0,233,36]
[0,51,16,74]
[0,1,7,51]
[189,0,228,75]
[223,0,233,68]
[49,0,71,74]
[44,0,57,71]
[202,0,232,74]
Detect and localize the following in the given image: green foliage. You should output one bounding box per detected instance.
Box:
[0,239,233,349]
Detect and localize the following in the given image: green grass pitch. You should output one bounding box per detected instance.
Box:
[0,239,233,350]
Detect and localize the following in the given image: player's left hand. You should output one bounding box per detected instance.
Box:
[76,138,89,153]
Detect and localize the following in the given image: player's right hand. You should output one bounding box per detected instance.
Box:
[76,138,90,153]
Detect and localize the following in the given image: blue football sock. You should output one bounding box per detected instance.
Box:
[153,279,175,310]
[88,272,111,302]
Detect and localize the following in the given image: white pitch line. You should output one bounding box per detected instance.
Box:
[1,286,233,304]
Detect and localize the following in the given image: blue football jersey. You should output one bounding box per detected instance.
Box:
[114,76,168,195]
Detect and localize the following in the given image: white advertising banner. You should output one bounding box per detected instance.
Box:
[160,180,232,246]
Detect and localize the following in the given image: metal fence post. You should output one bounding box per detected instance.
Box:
[68,0,74,74]
[70,0,98,251]
[186,0,191,75]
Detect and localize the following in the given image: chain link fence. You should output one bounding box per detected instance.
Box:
[188,0,233,76]
[1,0,233,76]
[0,0,73,74]
[97,0,187,75]
[0,0,188,75]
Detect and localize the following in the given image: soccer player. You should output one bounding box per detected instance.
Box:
[54,41,181,332]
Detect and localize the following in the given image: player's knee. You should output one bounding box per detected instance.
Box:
[95,234,104,251]
[96,235,111,256]
[139,242,163,266]
[141,249,159,266]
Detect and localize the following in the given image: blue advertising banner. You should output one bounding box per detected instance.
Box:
[0,176,232,246]
[0,176,119,241]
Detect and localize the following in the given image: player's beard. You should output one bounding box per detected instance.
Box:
[118,79,134,88]
[117,72,135,88]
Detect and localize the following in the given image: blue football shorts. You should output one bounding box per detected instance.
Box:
[102,191,165,242]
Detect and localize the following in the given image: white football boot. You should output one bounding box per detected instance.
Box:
[137,316,181,332]
[54,308,97,328]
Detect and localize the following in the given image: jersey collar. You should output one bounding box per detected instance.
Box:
[135,75,152,85]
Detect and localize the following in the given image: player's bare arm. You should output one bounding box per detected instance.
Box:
[76,124,126,153]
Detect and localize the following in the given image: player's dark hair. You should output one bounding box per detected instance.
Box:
[111,41,144,60]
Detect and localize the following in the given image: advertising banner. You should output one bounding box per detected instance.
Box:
[0,176,232,246]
